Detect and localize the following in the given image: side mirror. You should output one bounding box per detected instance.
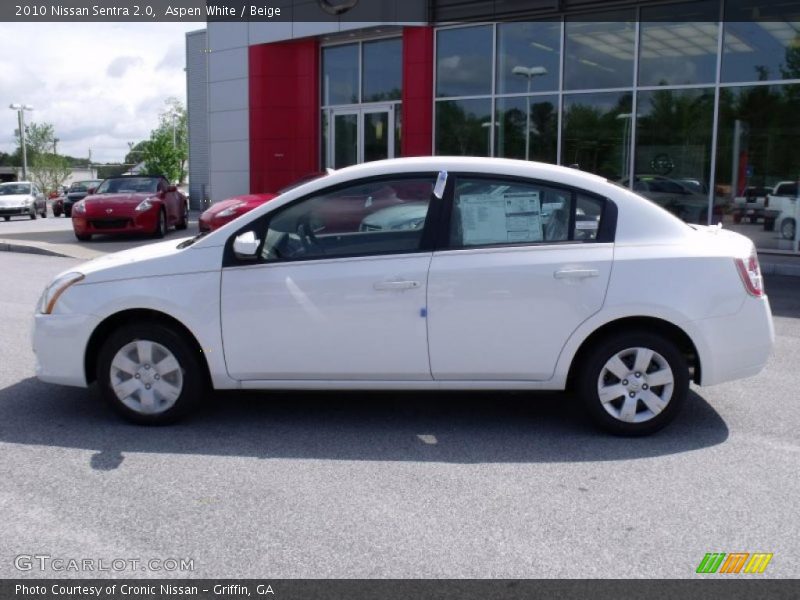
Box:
[167,185,177,193]
[233,231,259,259]
[87,187,96,194]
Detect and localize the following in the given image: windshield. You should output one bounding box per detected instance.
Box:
[95,177,159,194]
[70,180,102,192]
[0,183,31,195]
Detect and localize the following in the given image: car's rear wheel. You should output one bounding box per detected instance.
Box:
[176,202,189,230]
[153,208,166,238]
[41,206,47,218]
[3,216,9,222]
[577,331,689,436]
[75,232,92,241]
[781,218,796,240]
[97,322,203,425]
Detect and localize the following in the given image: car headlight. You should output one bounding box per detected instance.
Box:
[73,201,86,214]
[38,272,85,314]
[216,202,246,218]
[135,198,154,212]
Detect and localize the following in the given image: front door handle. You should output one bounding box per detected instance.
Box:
[554,268,599,280]
[373,280,421,291]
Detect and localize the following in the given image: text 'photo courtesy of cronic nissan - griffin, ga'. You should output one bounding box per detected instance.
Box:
[32,157,774,436]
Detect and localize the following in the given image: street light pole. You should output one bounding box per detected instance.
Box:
[511,66,547,161]
[9,103,34,180]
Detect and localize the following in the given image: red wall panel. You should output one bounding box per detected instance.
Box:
[401,26,434,157]
[249,39,320,193]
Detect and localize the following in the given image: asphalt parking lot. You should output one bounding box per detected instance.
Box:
[0,251,798,579]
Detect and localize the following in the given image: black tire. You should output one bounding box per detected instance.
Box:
[176,202,189,230]
[764,218,775,232]
[75,232,92,241]
[53,209,62,217]
[576,331,689,436]
[3,216,9,222]
[64,207,71,218]
[153,208,166,238]
[41,207,47,218]
[96,322,204,425]
[780,218,796,241]
[29,208,36,220]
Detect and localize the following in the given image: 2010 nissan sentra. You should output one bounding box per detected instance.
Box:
[32,157,774,435]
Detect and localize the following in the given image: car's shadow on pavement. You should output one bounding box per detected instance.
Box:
[0,378,728,469]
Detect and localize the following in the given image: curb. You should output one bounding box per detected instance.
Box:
[0,240,71,258]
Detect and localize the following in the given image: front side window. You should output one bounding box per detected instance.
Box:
[448,178,604,248]
[261,177,436,261]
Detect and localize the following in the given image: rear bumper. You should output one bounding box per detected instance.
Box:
[693,295,775,386]
[32,312,100,387]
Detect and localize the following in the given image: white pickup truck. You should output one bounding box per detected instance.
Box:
[732,181,798,239]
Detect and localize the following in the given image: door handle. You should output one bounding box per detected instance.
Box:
[373,280,420,291]
[554,268,599,280]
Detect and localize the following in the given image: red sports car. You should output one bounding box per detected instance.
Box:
[72,175,188,241]
[198,193,277,232]
[198,172,328,232]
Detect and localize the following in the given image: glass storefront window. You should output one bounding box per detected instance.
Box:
[436,25,493,97]
[562,92,632,180]
[716,84,800,248]
[639,1,719,86]
[564,11,635,90]
[496,21,561,94]
[634,88,715,224]
[362,38,402,102]
[435,99,492,156]
[723,1,800,83]
[495,95,558,163]
[322,44,359,105]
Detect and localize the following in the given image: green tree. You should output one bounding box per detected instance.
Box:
[30,152,71,195]
[140,98,188,183]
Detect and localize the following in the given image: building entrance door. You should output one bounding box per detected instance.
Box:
[328,104,396,169]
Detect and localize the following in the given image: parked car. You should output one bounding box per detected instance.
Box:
[71,175,188,241]
[764,181,798,240]
[622,175,722,224]
[0,181,47,220]
[198,172,327,232]
[61,179,103,217]
[33,157,774,435]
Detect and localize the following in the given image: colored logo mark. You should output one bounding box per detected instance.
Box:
[696,552,773,574]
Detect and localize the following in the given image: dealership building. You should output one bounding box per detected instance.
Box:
[186,0,800,253]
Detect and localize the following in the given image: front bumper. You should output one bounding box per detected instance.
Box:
[73,208,158,236]
[693,295,775,386]
[33,312,101,387]
[0,206,32,216]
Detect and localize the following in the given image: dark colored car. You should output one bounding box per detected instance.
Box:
[61,179,103,217]
[71,175,188,241]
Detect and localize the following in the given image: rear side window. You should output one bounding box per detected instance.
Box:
[448,177,605,248]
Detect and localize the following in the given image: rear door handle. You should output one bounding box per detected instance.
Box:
[554,269,599,280]
[373,280,421,291]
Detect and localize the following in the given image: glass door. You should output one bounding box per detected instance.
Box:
[327,104,397,169]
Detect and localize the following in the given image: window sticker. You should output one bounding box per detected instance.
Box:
[459,190,543,245]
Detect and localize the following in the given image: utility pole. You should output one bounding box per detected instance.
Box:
[9,103,33,179]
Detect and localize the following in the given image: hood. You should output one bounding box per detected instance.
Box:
[84,192,152,206]
[58,237,222,285]
[0,194,33,205]
[203,194,276,218]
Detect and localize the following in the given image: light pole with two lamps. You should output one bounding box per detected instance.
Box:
[9,103,34,179]
[511,66,547,161]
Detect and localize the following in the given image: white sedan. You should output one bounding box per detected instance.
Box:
[32,158,774,435]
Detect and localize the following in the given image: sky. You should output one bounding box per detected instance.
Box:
[0,22,203,163]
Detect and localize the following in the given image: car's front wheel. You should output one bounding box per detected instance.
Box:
[577,331,689,436]
[29,206,36,220]
[153,208,166,238]
[97,322,203,424]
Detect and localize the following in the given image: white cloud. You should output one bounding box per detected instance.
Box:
[0,22,203,163]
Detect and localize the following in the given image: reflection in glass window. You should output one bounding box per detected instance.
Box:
[723,2,800,83]
[495,95,558,163]
[262,177,435,261]
[562,92,632,180]
[634,88,714,224]
[496,21,561,94]
[362,38,402,102]
[639,1,719,86]
[435,99,492,156]
[322,44,359,105]
[436,25,493,97]
[716,85,800,205]
[564,12,635,90]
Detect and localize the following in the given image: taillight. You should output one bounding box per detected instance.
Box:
[735,249,764,297]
